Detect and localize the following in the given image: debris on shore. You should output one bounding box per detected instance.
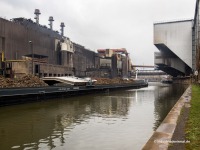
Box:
[0,75,48,88]
[92,77,135,85]
[0,75,136,88]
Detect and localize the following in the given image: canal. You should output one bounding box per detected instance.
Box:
[0,83,188,150]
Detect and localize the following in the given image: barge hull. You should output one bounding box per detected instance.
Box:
[0,82,148,106]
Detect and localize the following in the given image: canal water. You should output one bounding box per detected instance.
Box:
[0,83,188,150]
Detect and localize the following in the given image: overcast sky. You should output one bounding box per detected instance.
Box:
[0,0,196,65]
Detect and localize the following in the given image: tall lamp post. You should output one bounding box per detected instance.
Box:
[29,41,34,75]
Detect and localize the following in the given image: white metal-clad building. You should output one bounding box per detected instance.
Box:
[154,20,193,76]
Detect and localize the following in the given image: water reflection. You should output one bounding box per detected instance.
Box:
[153,83,188,130]
[0,83,188,150]
[93,95,131,117]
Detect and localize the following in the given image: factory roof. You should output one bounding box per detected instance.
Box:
[154,19,193,25]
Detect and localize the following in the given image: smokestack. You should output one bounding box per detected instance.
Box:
[34,9,41,24]
[60,22,65,36]
[48,16,54,30]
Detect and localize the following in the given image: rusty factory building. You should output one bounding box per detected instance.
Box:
[0,9,132,79]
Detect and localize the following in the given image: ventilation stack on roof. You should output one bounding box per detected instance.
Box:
[48,16,54,30]
[34,9,41,24]
[60,22,65,36]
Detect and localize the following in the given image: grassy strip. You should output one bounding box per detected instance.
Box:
[186,85,200,149]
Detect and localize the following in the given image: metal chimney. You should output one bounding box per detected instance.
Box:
[34,9,41,24]
[48,16,54,30]
[60,22,65,36]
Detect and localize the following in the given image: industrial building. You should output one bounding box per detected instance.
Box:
[85,48,132,78]
[0,9,132,79]
[73,43,98,77]
[154,20,193,77]
[0,10,74,77]
[154,0,200,79]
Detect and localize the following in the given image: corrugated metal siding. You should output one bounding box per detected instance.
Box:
[0,18,59,65]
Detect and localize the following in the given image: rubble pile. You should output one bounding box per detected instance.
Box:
[93,77,135,85]
[0,75,48,88]
[0,76,14,88]
[0,75,136,88]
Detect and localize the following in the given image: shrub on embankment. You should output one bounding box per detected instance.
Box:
[186,85,200,149]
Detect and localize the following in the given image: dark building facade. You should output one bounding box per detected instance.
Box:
[0,16,93,77]
[0,10,133,78]
[0,18,60,64]
[0,17,74,77]
[73,43,97,77]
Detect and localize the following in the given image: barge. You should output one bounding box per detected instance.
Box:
[0,79,148,106]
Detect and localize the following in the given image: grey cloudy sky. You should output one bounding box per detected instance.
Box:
[0,0,196,65]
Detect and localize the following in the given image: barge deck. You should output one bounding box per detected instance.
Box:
[0,80,148,106]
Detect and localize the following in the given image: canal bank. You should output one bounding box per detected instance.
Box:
[142,85,191,150]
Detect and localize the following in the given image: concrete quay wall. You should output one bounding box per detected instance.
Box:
[142,85,191,150]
